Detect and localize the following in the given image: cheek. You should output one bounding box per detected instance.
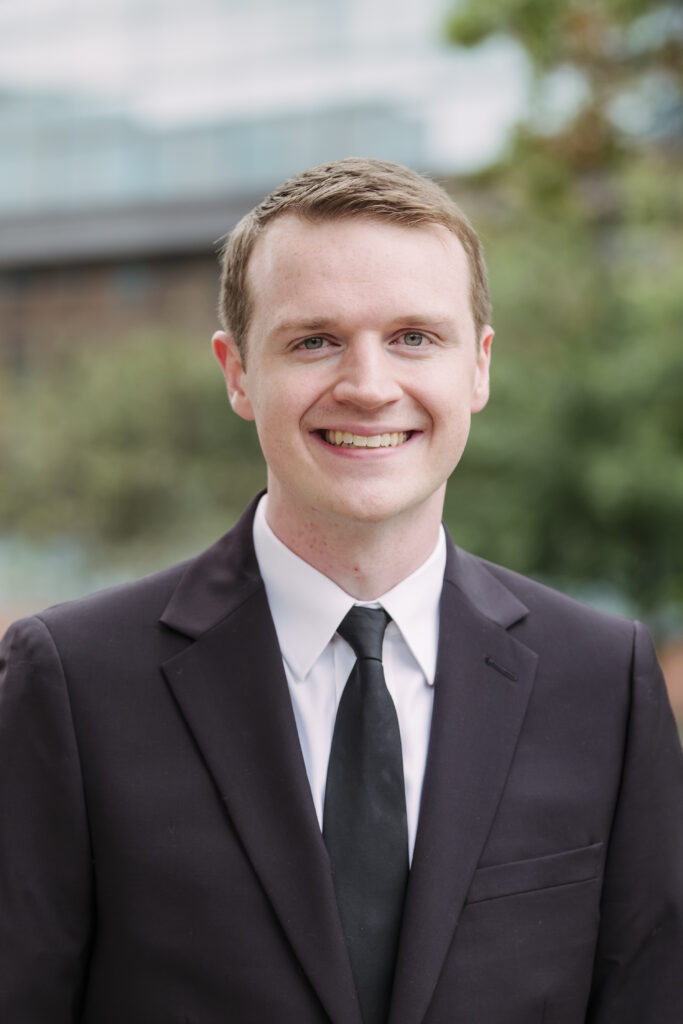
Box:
[436,400,473,461]
[442,371,483,426]
[429,386,472,430]
[250,392,301,457]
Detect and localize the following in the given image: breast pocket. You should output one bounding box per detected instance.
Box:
[466,841,604,904]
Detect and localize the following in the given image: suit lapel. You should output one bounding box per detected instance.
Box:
[160,498,362,1024]
[389,541,538,1024]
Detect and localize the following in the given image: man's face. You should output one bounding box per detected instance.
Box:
[213,215,492,540]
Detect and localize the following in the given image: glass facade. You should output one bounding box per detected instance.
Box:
[0,0,528,215]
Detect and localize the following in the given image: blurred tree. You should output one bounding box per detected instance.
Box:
[447,0,681,131]
[0,334,265,552]
[443,0,683,617]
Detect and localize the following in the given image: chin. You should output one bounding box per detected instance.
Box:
[319,490,426,528]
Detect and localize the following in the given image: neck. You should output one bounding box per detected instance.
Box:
[264,497,444,600]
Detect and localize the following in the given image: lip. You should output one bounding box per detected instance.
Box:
[316,427,416,436]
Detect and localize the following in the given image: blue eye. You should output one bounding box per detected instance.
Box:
[300,336,325,350]
[403,332,426,347]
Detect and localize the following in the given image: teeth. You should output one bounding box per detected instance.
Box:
[324,430,409,448]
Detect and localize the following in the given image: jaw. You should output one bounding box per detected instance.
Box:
[264,468,448,568]
[269,473,446,525]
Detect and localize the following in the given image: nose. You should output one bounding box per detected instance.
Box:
[331,337,403,409]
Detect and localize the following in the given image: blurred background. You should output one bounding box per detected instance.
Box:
[0,0,681,725]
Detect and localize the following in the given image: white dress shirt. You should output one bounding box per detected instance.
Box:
[252,496,446,862]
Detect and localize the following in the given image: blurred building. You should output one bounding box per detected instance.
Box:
[0,0,525,363]
[0,89,424,363]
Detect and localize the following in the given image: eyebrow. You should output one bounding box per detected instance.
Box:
[271,315,455,337]
[271,317,336,337]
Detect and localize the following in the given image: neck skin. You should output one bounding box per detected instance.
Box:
[264,485,446,600]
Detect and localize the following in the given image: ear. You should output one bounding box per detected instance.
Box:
[211,331,255,422]
[470,327,493,414]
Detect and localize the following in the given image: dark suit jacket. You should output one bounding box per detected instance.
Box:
[1,496,682,1023]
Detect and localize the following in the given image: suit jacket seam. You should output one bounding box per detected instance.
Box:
[33,612,94,846]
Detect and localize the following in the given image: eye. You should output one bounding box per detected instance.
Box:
[298,336,326,350]
[401,331,429,347]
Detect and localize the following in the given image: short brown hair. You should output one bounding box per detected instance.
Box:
[218,157,491,361]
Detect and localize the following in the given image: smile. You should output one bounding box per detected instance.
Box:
[322,430,410,448]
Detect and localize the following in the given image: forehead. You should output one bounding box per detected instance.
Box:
[246,215,471,314]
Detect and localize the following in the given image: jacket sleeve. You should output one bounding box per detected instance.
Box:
[0,615,94,1022]
[587,621,683,1023]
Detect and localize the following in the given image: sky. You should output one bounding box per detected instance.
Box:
[0,0,530,172]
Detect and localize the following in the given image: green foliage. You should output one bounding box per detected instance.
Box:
[447,0,675,70]
[444,175,683,612]
[0,334,265,548]
[442,0,683,617]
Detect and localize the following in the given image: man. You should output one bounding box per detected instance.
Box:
[1,158,681,1024]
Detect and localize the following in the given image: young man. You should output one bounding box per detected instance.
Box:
[1,159,681,1024]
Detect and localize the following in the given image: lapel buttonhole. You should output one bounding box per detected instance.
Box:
[484,655,518,682]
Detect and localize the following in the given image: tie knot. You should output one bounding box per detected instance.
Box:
[337,606,390,662]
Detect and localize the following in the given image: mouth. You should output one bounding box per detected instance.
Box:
[320,430,412,449]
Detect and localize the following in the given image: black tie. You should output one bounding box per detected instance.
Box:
[323,606,409,1024]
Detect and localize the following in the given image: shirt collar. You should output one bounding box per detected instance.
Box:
[377,531,445,685]
[252,495,446,684]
